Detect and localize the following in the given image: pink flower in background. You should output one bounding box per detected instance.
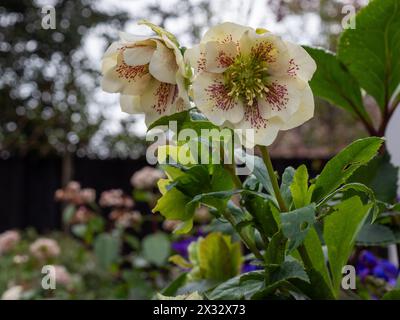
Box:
[130,166,165,190]
[54,265,72,286]
[29,238,60,260]
[0,230,20,255]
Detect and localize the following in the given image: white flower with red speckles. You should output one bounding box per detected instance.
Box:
[185,22,316,147]
[101,22,190,125]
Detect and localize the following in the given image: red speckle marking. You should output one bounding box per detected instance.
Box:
[216,50,234,68]
[205,80,235,111]
[265,81,289,111]
[244,100,268,129]
[287,58,299,77]
[251,41,276,63]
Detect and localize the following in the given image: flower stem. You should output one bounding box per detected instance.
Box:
[258,145,314,271]
[222,209,264,261]
[259,146,288,212]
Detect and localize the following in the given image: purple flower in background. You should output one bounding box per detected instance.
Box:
[356,250,399,285]
[171,230,205,258]
[171,237,197,258]
[241,263,263,274]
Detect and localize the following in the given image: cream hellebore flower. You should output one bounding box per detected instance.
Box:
[185,22,316,147]
[101,21,190,125]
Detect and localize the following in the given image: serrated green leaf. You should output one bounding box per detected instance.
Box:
[312,137,384,202]
[290,165,312,209]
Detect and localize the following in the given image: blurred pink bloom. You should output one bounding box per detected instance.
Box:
[29,238,60,260]
[54,265,72,286]
[131,166,165,190]
[0,230,20,255]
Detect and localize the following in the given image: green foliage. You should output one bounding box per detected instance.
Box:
[171,233,242,284]
[338,0,400,110]
[142,232,171,267]
[290,165,313,209]
[324,197,372,295]
[207,271,264,300]
[311,137,384,202]
[281,204,316,253]
[304,47,368,120]
[93,233,120,270]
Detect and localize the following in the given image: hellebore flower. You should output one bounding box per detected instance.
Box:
[101,21,190,125]
[185,22,316,147]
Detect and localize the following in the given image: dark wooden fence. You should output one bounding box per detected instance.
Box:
[0,156,326,232]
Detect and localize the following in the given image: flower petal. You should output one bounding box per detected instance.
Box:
[140,80,178,125]
[184,44,206,75]
[228,102,282,148]
[204,41,237,73]
[280,83,314,130]
[239,30,280,63]
[284,41,316,81]
[192,72,244,125]
[123,45,155,66]
[258,76,304,122]
[149,40,178,84]
[120,95,142,114]
[202,22,252,44]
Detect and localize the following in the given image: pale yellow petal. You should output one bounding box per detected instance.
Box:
[123,46,155,66]
[120,95,142,114]
[280,83,314,130]
[204,41,237,73]
[149,40,178,84]
[202,22,252,44]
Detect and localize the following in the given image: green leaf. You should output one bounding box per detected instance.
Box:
[62,204,76,225]
[162,273,188,297]
[382,289,400,300]
[281,204,316,252]
[280,166,295,209]
[142,232,171,267]
[349,154,398,203]
[317,182,378,221]
[290,268,336,300]
[324,197,372,296]
[265,231,287,265]
[356,223,397,246]
[198,233,242,282]
[147,110,218,134]
[304,46,368,119]
[290,165,312,209]
[269,261,309,284]
[302,227,332,290]
[207,271,264,300]
[93,233,120,270]
[244,195,279,238]
[338,0,400,109]
[312,137,384,202]
[153,187,194,221]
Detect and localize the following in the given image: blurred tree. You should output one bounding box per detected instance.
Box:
[0,0,145,184]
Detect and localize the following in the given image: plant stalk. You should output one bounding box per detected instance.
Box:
[259,145,314,271]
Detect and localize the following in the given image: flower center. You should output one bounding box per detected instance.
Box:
[223,55,269,106]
